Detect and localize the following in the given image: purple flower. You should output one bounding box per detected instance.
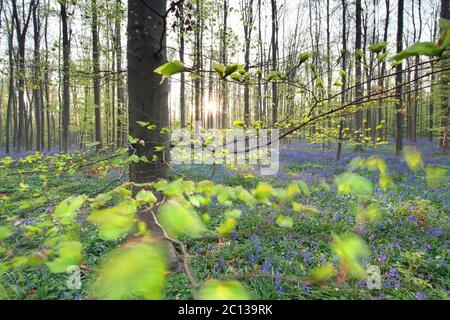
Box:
[248,255,257,265]
[426,227,443,238]
[214,259,225,273]
[261,260,273,273]
[415,292,427,300]
[384,268,401,289]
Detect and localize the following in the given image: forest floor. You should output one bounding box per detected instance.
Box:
[0,140,448,300]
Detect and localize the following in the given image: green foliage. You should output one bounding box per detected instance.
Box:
[368,42,388,54]
[393,42,444,62]
[275,215,293,228]
[197,280,250,300]
[404,147,424,172]
[425,166,447,187]
[53,195,86,225]
[252,182,273,201]
[135,190,157,205]
[157,200,206,238]
[90,242,167,300]
[334,172,372,196]
[46,241,83,273]
[311,264,335,282]
[154,60,185,82]
[299,52,313,64]
[331,233,369,279]
[217,217,238,236]
[87,202,137,240]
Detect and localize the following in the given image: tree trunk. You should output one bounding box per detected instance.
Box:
[221,0,228,129]
[128,0,170,182]
[271,0,278,125]
[12,0,34,151]
[438,0,449,151]
[395,0,404,156]
[60,1,70,153]
[354,0,363,149]
[128,0,180,271]
[337,0,347,161]
[33,0,42,151]
[179,4,186,128]
[92,0,102,150]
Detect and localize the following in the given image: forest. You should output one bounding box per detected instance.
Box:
[0,0,449,302]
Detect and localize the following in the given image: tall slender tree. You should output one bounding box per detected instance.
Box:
[394,0,404,155]
[92,0,102,150]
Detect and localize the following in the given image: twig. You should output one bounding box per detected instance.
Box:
[149,198,200,289]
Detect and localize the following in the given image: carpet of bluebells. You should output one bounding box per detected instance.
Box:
[0,140,448,300]
[170,140,449,300]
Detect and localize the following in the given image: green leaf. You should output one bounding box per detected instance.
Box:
[0,226,12,241]
[299,51,313,64]
[404,146,424,172]
[213,63,226,76]
[135,190,157,205]
[311,264,335,282]
[225,209,242,219]
[197,280,250,300]
[275,215,294,228]
[158,200,206,238]
[368,42,388,54]
[334,172,372,196]
[217,217,238,236]
[224,63,244,77]
[425,166,447,187]
[87,202,137,240]
[356,49,364,60]
[154,60,185,81]
[90,242,166,300]
[136,121,149,127]
[46,241,83,273]
[331,233,369,279]
[156,179,194,197]
[392,42,444,62]
[54,195,86,225]
[252,182,273,201]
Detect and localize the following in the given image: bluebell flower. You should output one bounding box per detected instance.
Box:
[415,292,427,300]
[261,260,273,273]
[426,227,443,238]
[214,259,225,273]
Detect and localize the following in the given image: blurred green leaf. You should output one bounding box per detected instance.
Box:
[311,264,335,282]
[404,146,424,172]
[197,280,250,300]
[252,182,273,201]
[158,200,206,238]
[135,190,157,205]
[331,233,369,279]
[87,202,137,240]
[46,241,83,273]
[368,42,388,54]
[217,217,238,236]
[0,226,12,241]
[54,195,86,225]
[334,173,372,196]
[425,166,447,187]
[275,215,294,228]
[90,242,166,300]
